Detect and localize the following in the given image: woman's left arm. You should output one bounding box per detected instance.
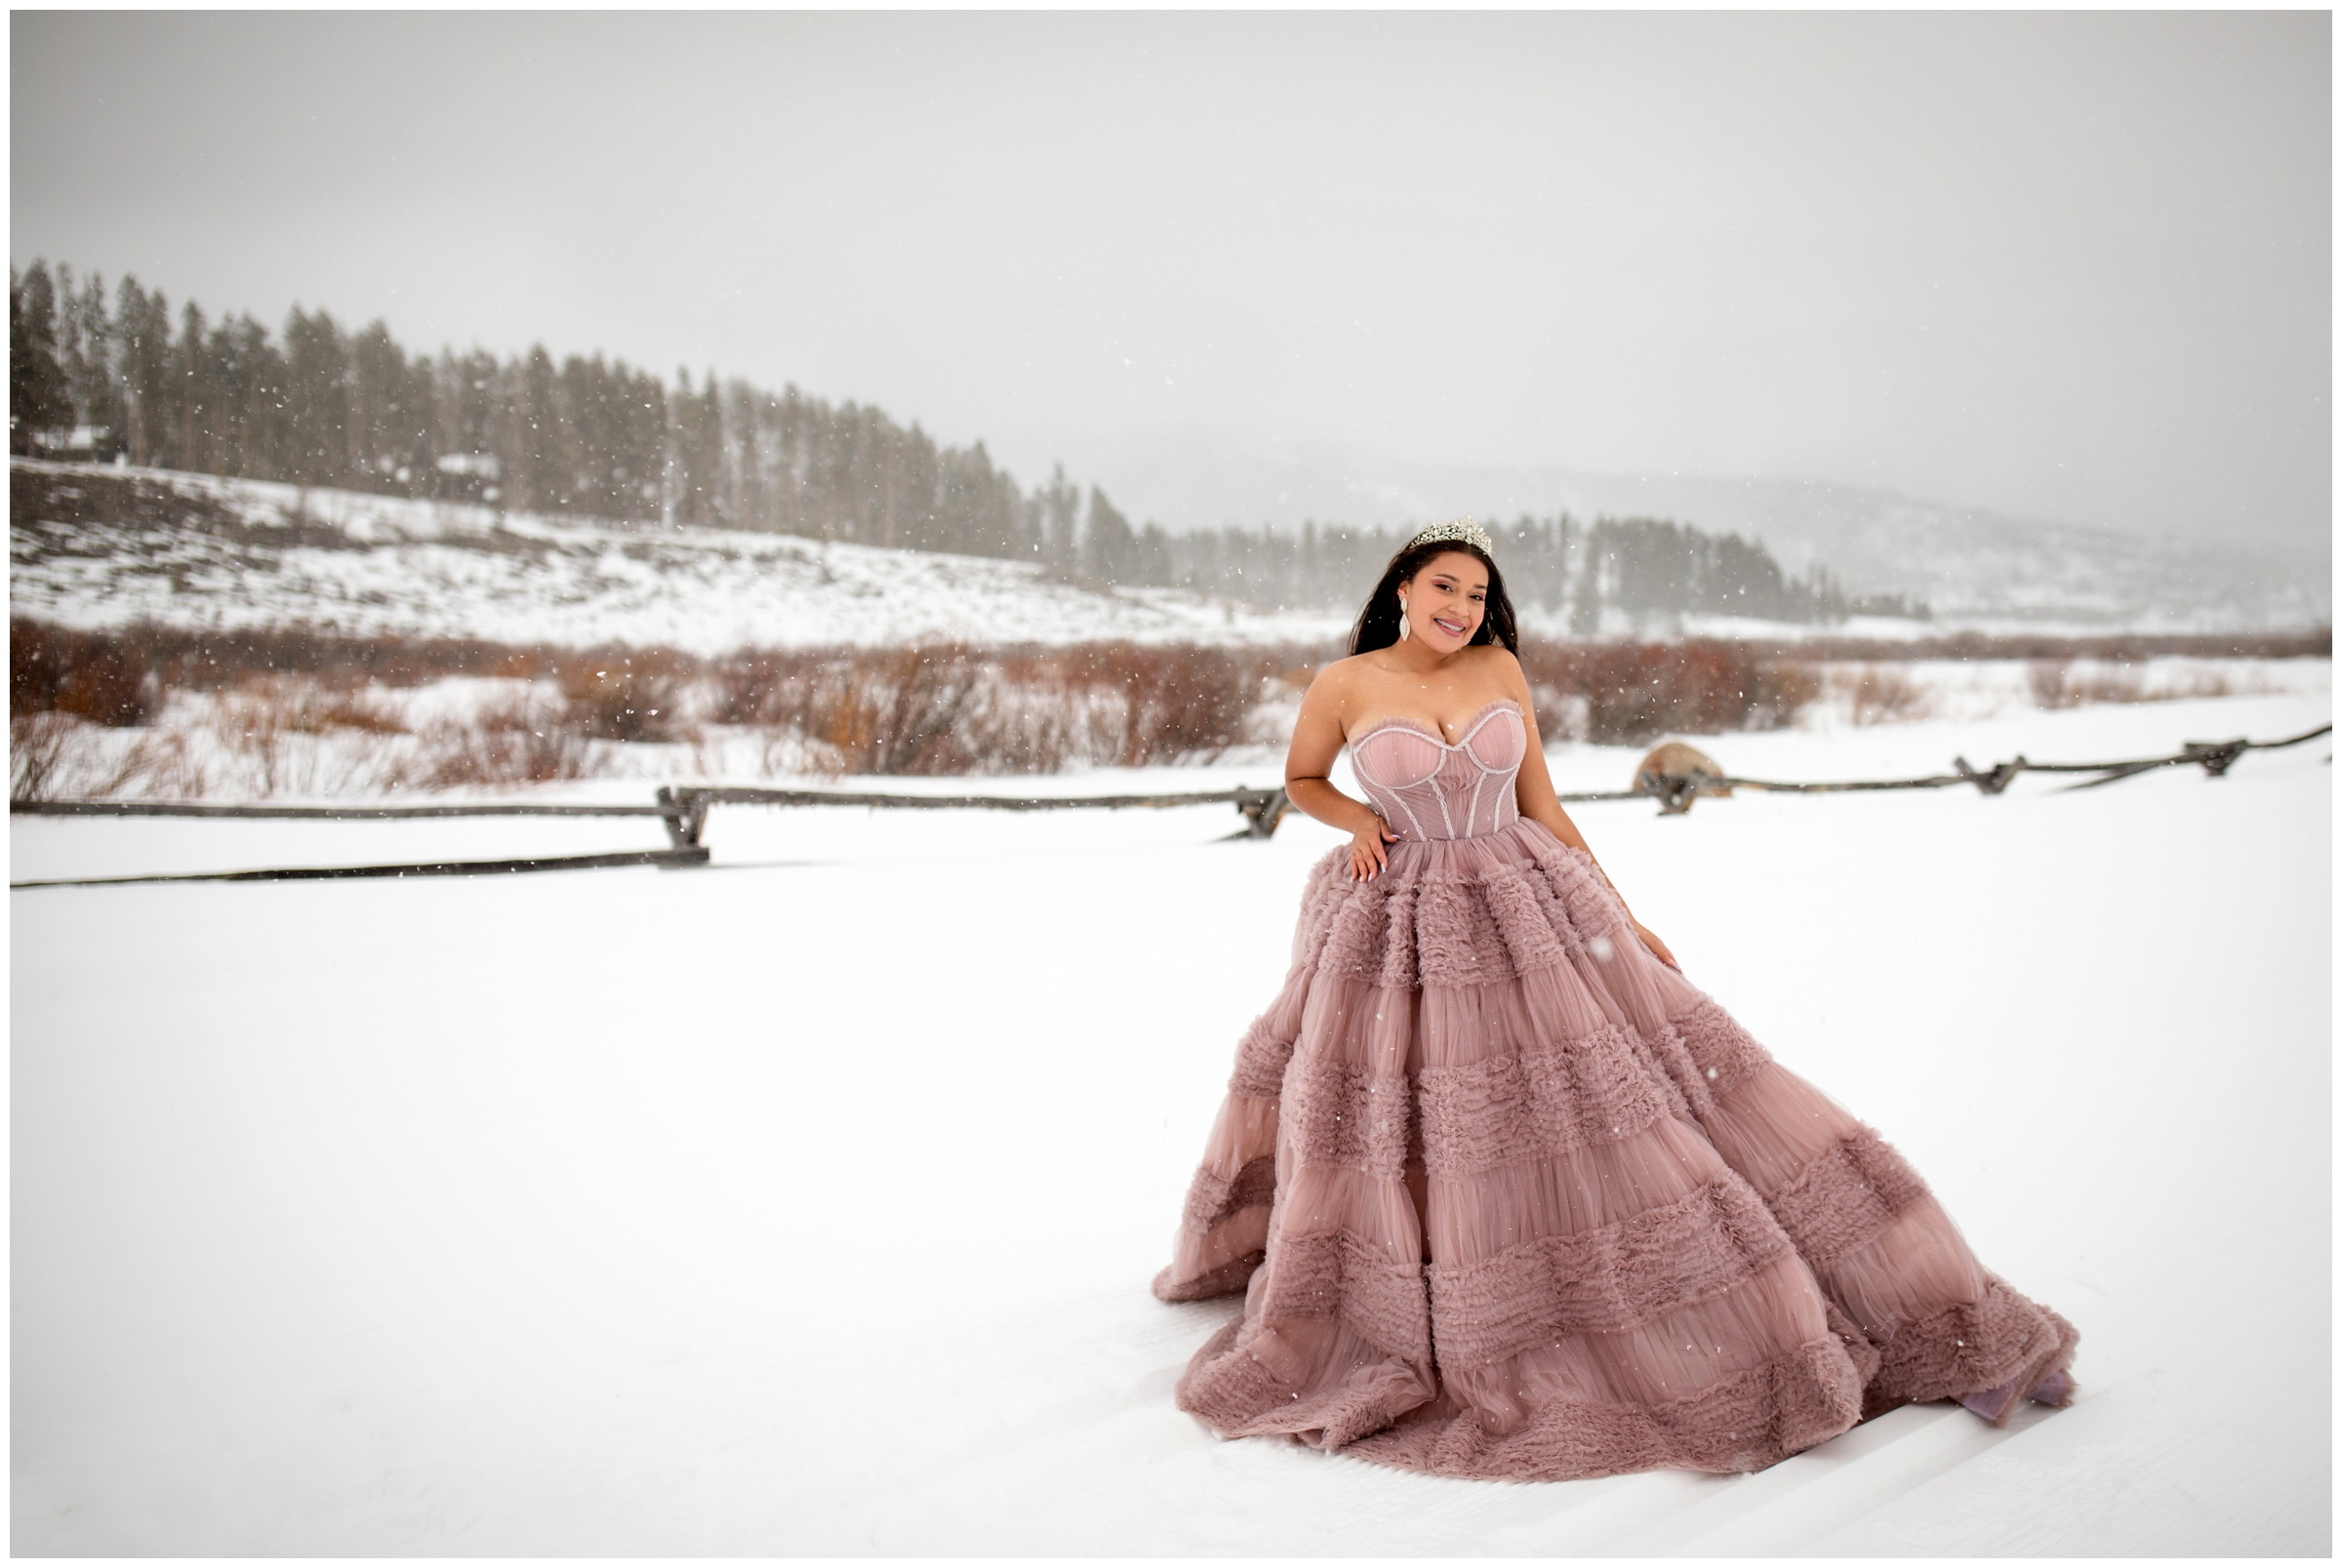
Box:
[1497,654,1682,973]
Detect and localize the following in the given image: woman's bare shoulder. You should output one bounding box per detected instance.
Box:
[1459,644,1527,686]
[1306,652,1380,699]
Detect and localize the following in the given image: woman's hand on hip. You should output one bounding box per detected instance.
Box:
[1632,919,1680,972]
[1351,819,1398,881]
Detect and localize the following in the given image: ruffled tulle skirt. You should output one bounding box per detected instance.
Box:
[1154,819,2077,1481]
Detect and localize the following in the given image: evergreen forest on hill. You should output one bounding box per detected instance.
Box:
[10,260,1914,626]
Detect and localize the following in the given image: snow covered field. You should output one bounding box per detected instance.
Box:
[15,652,2329,809]
[21,460,2322,652]
[10,460,1349,652]
[11,692,2330,1554]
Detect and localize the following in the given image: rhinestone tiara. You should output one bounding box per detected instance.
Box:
[1404,517,1495,557]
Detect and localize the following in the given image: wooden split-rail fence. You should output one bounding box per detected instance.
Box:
[1625,722,2332,814]
[7,722,2328,887]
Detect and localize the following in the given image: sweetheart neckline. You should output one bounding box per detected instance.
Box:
[1350,698,1523,751]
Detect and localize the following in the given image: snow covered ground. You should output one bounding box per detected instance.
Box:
[10,460,1350,652]
[21,460,2323,652]
[16,652,2328,808]
[11,692,2330,1553]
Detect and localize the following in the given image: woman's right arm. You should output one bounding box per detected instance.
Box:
[1284,664,1398,880]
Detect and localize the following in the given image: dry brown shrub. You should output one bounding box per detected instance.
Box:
[1081,642,1258,766]
[11,621,159,726]
[115,678,410,798]
[2162,669,2247,701]
[216,690,293,795]
[1831,663,1933,725]
[100,728,211,798]
[952,643,1263,771]
[961,651,1084,773]
[1007,641,1265,772]
[416,697,589,788]
[1515,641,1816,744]
[310,691,409,733]
[738,638,1824,770]
[10,713,214,801]
[706,648,828,728]
[2032,661,2250,708]
[2064,668,2146,704]
[784,645,984,776]
[222,674,409,735]
[1685,629,2331,663]
[9,617,698,709]
[2032,661,2156,707]
[2028,659,2077,708]
[554,648,695,744]
[10,712,78,801]
[710,641,1270,776]
[1756,661,1824,726]
[490,648,549,680]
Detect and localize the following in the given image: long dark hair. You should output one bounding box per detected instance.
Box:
[1348,538,1519,656]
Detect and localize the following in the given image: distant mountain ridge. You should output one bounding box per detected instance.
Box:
[1025,428,2330,632]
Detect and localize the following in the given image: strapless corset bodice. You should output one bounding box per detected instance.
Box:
[1349,700,1525,842]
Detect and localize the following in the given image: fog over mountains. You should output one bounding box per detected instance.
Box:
[11,243,2322,636]
[1032,428,2330,632]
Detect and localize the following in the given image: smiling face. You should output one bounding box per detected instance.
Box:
[1398,549,1489,651]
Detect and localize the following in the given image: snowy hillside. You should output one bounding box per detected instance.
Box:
[1047,430,2331,631]
[16,459,2319,653]
[10,692,2329,1552]
[1549,470,2334,631]
[9,461,1350,653]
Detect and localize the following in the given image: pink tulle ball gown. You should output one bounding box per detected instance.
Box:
[1154,701,2077,1481]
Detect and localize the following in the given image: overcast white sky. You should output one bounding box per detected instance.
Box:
[12,11,2330,550]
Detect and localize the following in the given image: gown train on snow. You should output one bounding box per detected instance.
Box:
[1153,701,2076,1482]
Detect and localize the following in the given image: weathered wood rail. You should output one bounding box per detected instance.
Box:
[13,800,682,822]
[8,721,2327,884]
[1631,722,2331,814]
[6,785,1294,884]
[647,784,1292,848]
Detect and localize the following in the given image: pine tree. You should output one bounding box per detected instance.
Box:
[60,268,125,456]
[172,301,215,471]
[1134,521,1175,587]
[721,378,763,533]
[666,367,725,530]
[280,305,352,485]
[1039,464,1080,573]
[510,344,569,510]
[209,312,285,479]
[1082,485,1139,583]
[10,262,74,453]
[433,347,503,501]
[559,353,625,519]
[115,276,175,467]
[349,319,419,489]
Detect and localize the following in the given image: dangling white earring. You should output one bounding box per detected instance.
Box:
[1396,597,1411,640]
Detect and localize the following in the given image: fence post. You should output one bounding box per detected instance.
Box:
[1636,771,1705,815]
[2183,740,2249,777]
[655,785,708,849]
[1236,787,1292,838]
[1955,756,2025,795]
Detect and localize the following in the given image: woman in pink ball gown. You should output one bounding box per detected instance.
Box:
[1153,520,2077,1481]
